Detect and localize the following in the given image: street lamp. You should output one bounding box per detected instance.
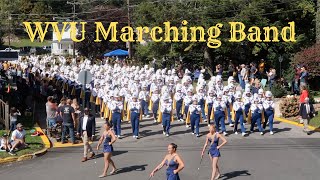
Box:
[278,56,283,78]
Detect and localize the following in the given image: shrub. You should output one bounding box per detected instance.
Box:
[271,83,287,98]
[308,89,318,104]
[293,44,320,78]
[279,96,300,118]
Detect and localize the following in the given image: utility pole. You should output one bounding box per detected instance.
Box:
[279,56,283,78]
[127,0,132,58]
[67,0,82,59]
[317,0,320,44]
[8,13,11,49]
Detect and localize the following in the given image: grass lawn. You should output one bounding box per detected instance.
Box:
[4,38,51,48]
[0,129,44,159]
[310,90,320,98]
[309,113,320,128]
[283,113,320,129]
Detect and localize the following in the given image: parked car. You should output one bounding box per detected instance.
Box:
[43,46,51,51]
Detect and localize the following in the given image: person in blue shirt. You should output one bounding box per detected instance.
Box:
[150,143,185,180]
[201,124,227,180]
[300,66,308,87]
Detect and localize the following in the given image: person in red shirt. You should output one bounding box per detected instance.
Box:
[299,85,309,124]
[299,85,308,104]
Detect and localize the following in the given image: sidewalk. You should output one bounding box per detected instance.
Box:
[274,98,320,132]
[34,99,105,148]
[52,116,105,148]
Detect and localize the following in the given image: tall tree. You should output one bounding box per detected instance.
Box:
[75,4,127,58]
[0,28,4,49]
[317,0,320,44]
[131,0,316,72]
[31,2,50,21]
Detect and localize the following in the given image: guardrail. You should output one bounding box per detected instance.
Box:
[0,99,9,130]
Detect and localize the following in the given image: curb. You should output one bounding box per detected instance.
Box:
[275,117,320,132]
[35,126,52,148]
[53,141,92,148]
[0,148,48,165]
[34,122,94,148]
[0,157,18,164]
[0,148,48,164]
[33,148,48,157]
[34,123,92,148]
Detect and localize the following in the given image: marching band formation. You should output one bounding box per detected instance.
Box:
[17,55,275,138]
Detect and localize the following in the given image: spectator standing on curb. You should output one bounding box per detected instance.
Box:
[72,98,81,130]
[46,96,58,131]
[228,60,235,77]
[258,59,266,78]
[216,64,223,78]
[267,68,276,90]
[9,107,21,134]
[57,97,66,123]
[252,79,261,95]
[10,66,17,84]
[239,64,246,89]
[77,108,96,162]
[16,66,22,78]
[299,97,315,135]
[3,61,8,71]
[250,62,258,84]
[60,99,76,144]
[299,85,309,124]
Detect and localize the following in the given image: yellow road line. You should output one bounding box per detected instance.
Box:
[275,117,320,132]
[35,126,52,148]
[53,142,93,148]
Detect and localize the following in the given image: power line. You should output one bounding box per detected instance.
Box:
[9,7,124,17]
[194,0,303,13]
[127,0,132,58]
[67,0,82,59]
[10,13,60,16]
[0,7,308,31]
[75,7,124,15]
[128,0,308,24]
[7,0,306,18]
[129,0,301,9]
[29,0,106,2]
[192,8,306,23]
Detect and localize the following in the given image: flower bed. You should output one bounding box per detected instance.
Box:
[279,95,300,118]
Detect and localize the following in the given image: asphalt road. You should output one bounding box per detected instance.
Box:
[1,118,320,180]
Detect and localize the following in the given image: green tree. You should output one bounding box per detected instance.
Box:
[0,28,4,49]
[131,0,316,73]
[75,4,127,58]
[31,2,50,21]
[75,23,126,59]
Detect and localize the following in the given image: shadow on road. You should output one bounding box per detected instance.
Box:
[94,150,128,159]
[273,127,292,134]
[139,129,163,137]
[221,170,251,180]
[115,164,148,174]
